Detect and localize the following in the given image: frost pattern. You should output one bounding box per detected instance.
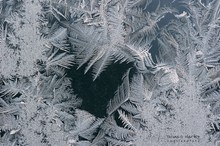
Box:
[0,0,220,146]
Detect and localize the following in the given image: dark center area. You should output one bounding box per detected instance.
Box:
[66,62,132,118]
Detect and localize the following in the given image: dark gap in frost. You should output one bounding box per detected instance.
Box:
[66,62,132,118]
[145,0,160,12]
[201,0,214,6]
[114,111,124,128]
[145,0,174,12]
[13,92,22,99]
[0,130,6,137]
[150,40,159,63]
[157,13,176,28]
